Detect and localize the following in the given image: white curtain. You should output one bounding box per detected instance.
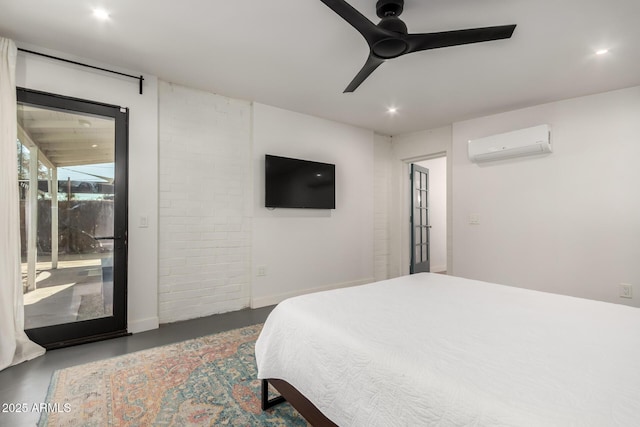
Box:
[0,37,45,371]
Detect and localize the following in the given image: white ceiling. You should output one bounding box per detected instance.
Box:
[1,0,639,135]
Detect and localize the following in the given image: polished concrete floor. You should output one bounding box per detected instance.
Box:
[0,306,274,427]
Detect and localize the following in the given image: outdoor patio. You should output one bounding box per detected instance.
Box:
[22,254,113,330]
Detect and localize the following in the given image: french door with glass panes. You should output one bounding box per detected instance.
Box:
[17,88,128,349]
[410,163,430,274]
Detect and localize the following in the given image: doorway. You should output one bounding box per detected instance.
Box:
[408,156,447,274]
[17,88,129,349]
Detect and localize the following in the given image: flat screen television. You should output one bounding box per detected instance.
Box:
[265,154,335,209]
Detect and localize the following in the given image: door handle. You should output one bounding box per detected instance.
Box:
[94,232,127,247]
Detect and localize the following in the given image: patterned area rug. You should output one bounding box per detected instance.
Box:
[39,324,310,426]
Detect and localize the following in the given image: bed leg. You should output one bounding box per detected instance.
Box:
[261,379,286,410]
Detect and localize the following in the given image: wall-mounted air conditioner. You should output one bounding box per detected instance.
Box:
[468,124,551,163]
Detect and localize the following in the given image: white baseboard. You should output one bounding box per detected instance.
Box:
[431,264,447,273]
[250,277,376,309]
[128,316,159,334]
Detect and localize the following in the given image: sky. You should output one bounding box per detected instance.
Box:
[57,163,114,183]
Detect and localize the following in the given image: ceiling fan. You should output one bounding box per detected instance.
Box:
[320,0,516,92]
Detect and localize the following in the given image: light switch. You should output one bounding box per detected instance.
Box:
[469,214,480,225]
[139,215,149,228]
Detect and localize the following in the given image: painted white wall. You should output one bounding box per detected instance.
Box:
[416,157,447,272]
[374,133,393,281]
[251,103,375,307]
[452,86,640,307]
[157,82,252,323]
[388,126,453,277]
[15,43,159,332]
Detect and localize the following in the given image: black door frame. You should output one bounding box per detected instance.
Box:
[18,87,129,349]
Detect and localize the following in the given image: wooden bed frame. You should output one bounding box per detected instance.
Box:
[261,378,338,427]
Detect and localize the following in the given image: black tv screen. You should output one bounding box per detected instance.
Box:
[265,155,335,209]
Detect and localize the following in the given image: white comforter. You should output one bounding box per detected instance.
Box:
[255,273,640,426]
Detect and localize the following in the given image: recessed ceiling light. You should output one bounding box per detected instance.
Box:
[93,8,110,20]
[387,107,398,114]
[595,48,609,55]
[92,144,98,148]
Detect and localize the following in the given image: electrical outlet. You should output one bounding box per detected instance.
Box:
[257,265,267,277]
[469,214,480,225]
[620,283,633,299]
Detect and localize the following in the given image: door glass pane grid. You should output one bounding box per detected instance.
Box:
[411,165,431,273]
[414,229,429,263]
[415,172,423,264]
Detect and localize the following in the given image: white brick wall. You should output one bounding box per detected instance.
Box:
[158,81,252,323]
[374,134,393,281]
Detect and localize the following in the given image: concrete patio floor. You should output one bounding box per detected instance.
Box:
[22,254,113,330]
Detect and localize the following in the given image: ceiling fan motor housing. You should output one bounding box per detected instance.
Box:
[376,0,404,18]
[374,0,408,58]
[372,33,409,58]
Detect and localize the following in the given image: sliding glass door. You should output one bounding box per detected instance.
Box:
[17,88,128,349]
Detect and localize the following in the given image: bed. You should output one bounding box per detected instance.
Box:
[255,273,640,426]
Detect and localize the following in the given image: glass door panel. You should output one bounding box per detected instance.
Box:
[17,88,128,349]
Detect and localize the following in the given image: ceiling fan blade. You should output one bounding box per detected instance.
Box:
[319,0,390,46]
[344,54,385,93]
[406,24,516,53]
